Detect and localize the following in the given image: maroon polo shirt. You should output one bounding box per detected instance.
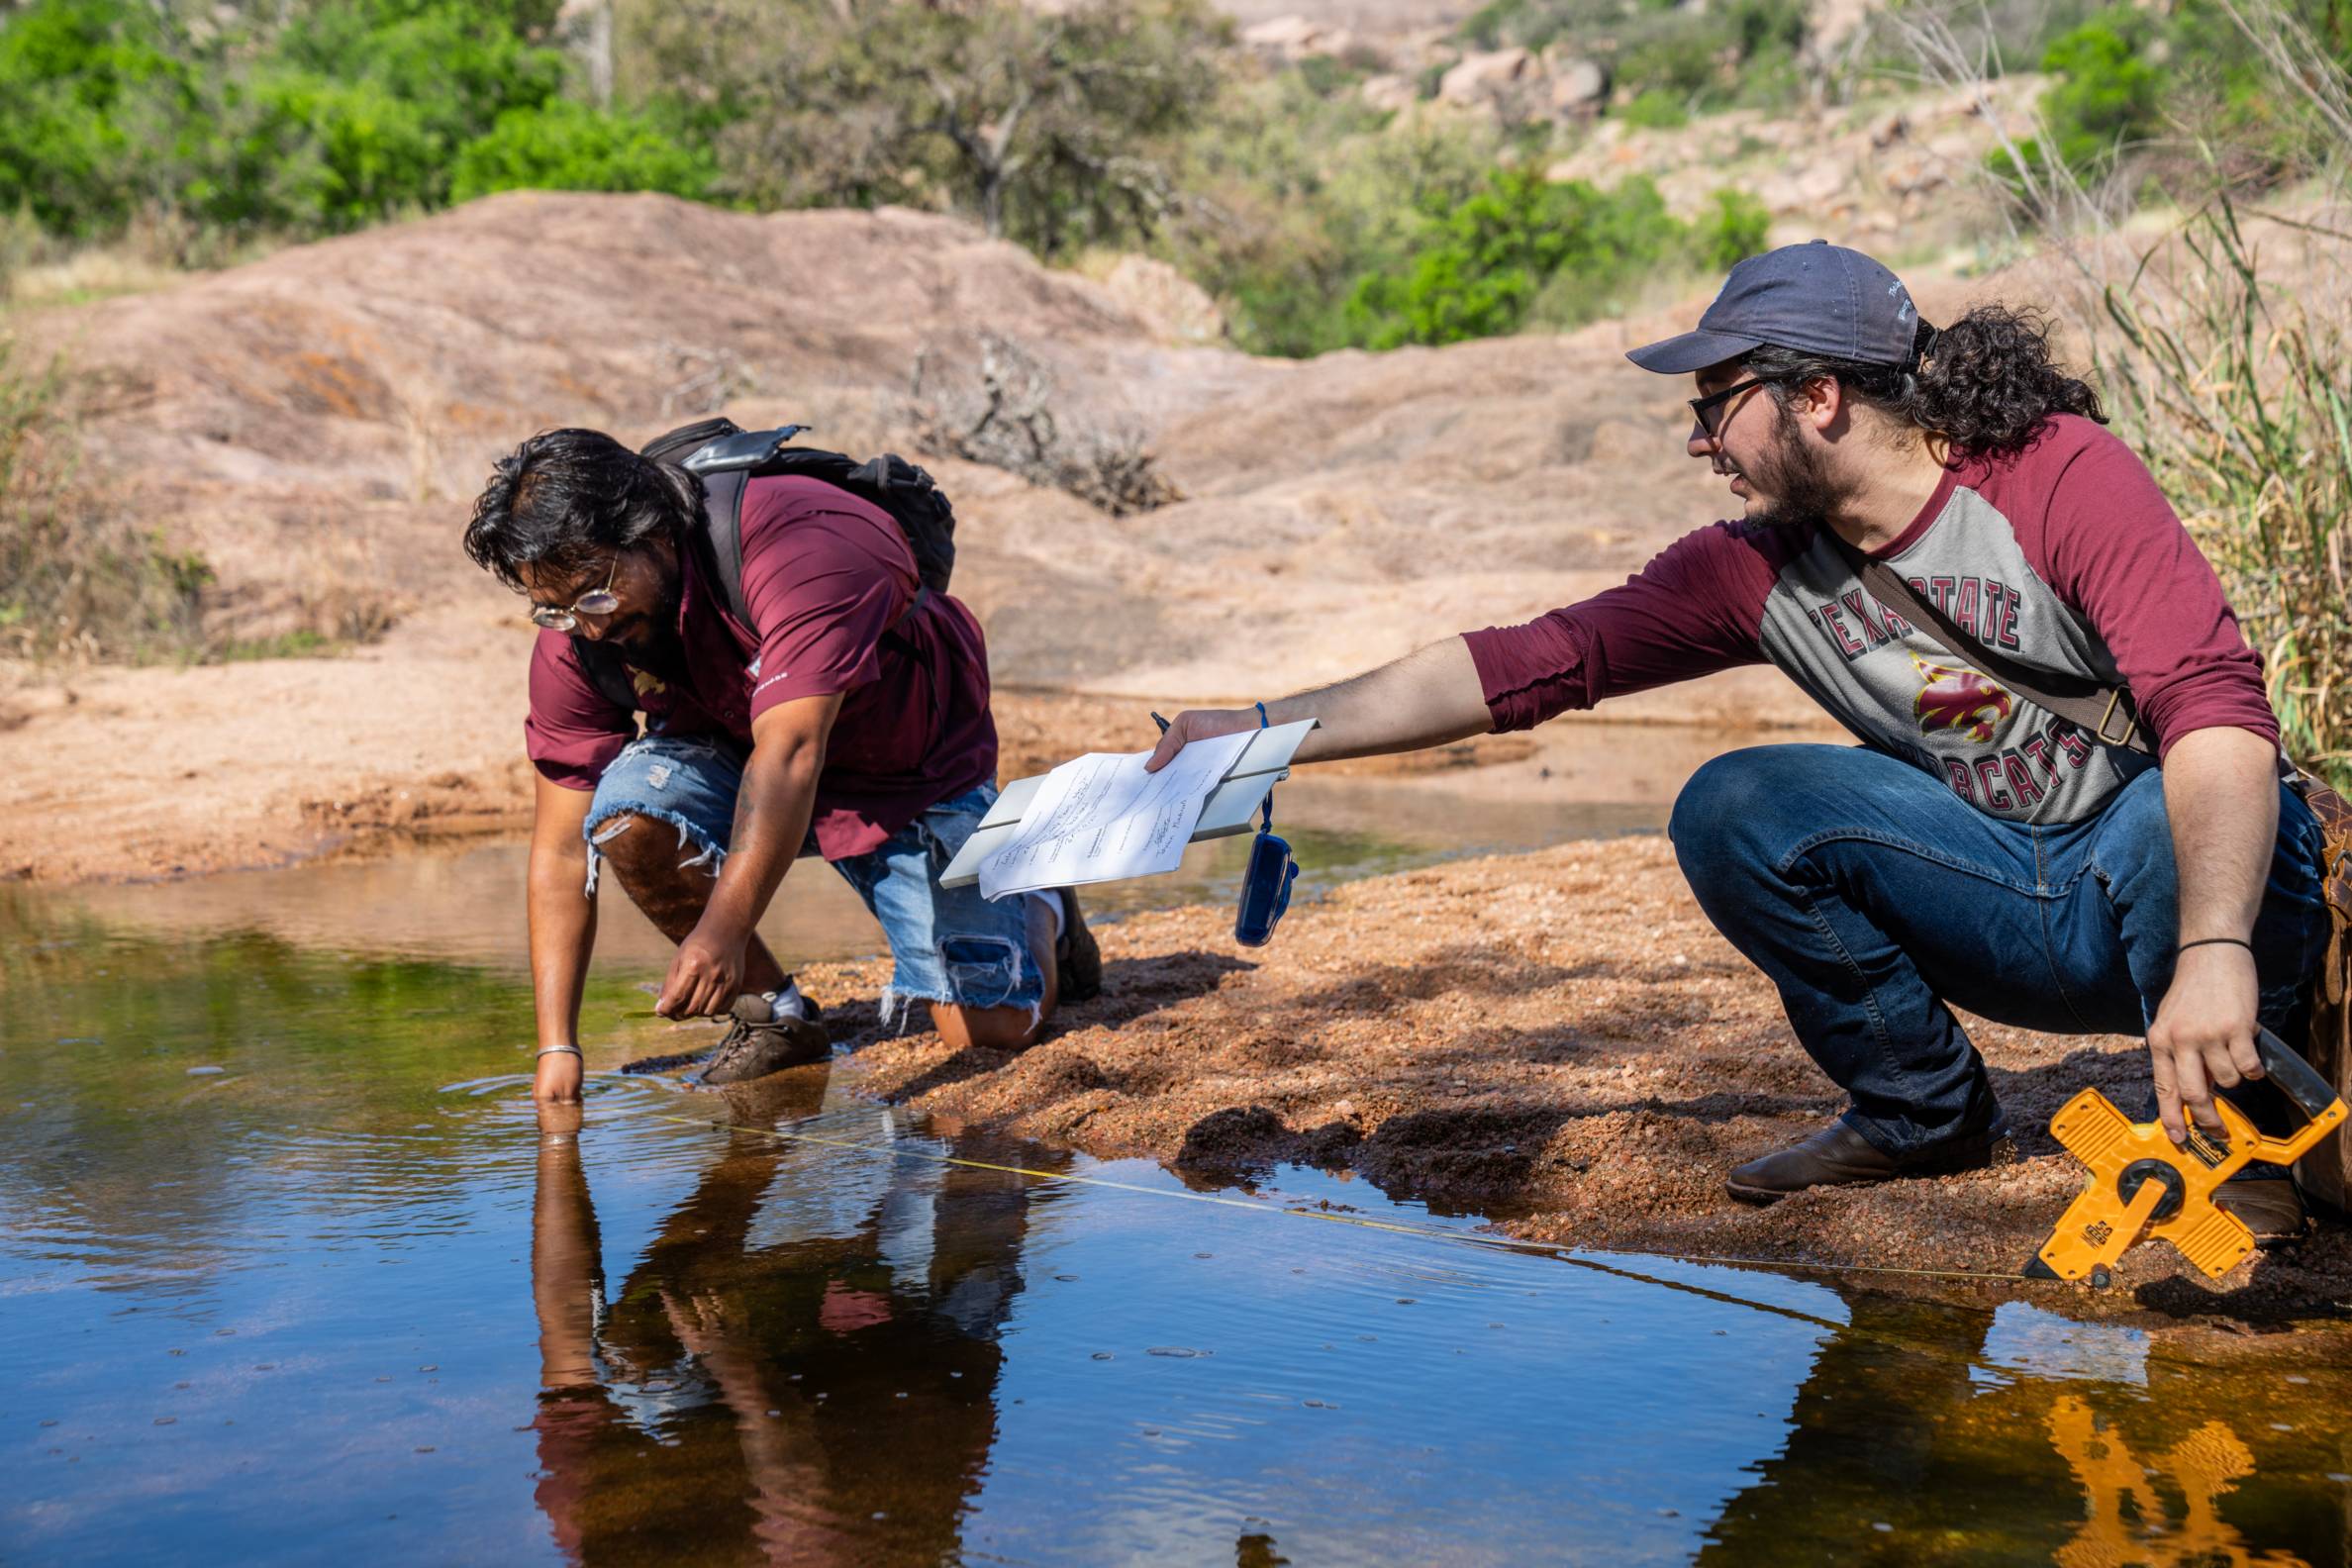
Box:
[524,474,997,860]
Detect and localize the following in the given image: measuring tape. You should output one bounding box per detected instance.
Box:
[648,1109,2039,1328]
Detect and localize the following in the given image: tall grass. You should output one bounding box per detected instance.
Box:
[0,338,211,661]
[2093,196,2352,786]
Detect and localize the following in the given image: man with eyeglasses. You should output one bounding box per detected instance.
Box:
[1149,242,2329,1238]
[464,428,1099,1103]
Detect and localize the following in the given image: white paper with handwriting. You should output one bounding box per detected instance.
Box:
[976,732,1254,900]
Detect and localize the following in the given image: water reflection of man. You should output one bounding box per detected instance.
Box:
[528,1078,1054,1563]
[1148,243,2327,1237]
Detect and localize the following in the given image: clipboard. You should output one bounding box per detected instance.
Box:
[939,718,1319,890]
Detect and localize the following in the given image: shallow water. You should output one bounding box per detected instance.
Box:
[9,898,2352,1565]
[53,730,1715,970]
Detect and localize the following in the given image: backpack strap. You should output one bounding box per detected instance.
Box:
[1824,532,2152,756]
[694,467,752,628]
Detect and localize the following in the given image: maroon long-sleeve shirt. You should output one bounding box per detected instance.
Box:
[1464,416,2276,823]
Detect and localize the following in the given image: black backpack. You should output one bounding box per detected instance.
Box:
[570,419,958,716]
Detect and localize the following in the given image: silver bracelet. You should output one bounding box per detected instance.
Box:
[537,1043,584,1059]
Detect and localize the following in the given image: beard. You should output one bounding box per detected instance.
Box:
[1745,402,1846,530]
[608,566,687,677]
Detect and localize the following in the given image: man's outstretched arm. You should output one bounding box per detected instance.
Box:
[528,775,599,1103]
[1145,637,1492,771]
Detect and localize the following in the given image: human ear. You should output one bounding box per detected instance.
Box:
[1794,375,1841,430]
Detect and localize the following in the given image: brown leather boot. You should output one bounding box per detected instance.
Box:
[701,995,830,1084]
[2214,1176,2307,1245]
[1726,1116,2011,1205]
[1054,886,1102,1003]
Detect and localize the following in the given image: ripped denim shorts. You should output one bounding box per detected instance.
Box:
[583,735,1044,1028]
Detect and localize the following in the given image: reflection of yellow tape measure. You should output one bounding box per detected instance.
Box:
[2030,1027,2347,1285]
[2044,1395,2303,1568]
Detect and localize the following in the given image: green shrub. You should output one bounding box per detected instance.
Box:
[1293,52,1366,98]
[1692,187,1772,269]
[1617,88,1691,130]
[1343,168,1769,348]
[2037,11,2164,174]
[451,100,718,202]
[1992,0,2352,209]
[1155,71,1498,356]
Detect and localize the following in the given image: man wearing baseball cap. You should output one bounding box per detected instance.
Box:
[1148,241,2328,1234]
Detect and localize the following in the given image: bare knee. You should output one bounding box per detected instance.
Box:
[591,812,719,905]
[932,1001,1046,1052]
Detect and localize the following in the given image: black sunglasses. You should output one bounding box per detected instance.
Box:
[1688,376,1779,439]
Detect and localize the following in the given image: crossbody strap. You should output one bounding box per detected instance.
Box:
[1824,532,2153,756]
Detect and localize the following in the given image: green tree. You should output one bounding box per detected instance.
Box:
[0,0,192,236]
[632,0,1226,256]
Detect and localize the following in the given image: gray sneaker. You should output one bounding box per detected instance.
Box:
[701,995,830,1084]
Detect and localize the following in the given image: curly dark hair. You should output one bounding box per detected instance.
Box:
[1741,304,2106,459]
[462,428,702,591]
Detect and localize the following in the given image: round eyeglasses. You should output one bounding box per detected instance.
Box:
[528,558,621,632]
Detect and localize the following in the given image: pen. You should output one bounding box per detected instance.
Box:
[1151,711,1171,735]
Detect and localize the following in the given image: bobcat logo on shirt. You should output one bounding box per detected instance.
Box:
[1912,653,2010,743]
[631,669,666,700]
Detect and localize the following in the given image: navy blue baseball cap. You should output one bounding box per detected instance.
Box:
[1627,240,1923,374]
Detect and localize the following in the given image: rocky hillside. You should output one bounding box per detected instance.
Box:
[3,188,1994,879]
[26,189,1934,705]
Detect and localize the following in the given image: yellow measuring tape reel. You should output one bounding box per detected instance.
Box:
[2029,1026,2346,1285]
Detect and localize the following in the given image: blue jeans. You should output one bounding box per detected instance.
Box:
[582,735,1043,1027]
[1669,743,2331,1156]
